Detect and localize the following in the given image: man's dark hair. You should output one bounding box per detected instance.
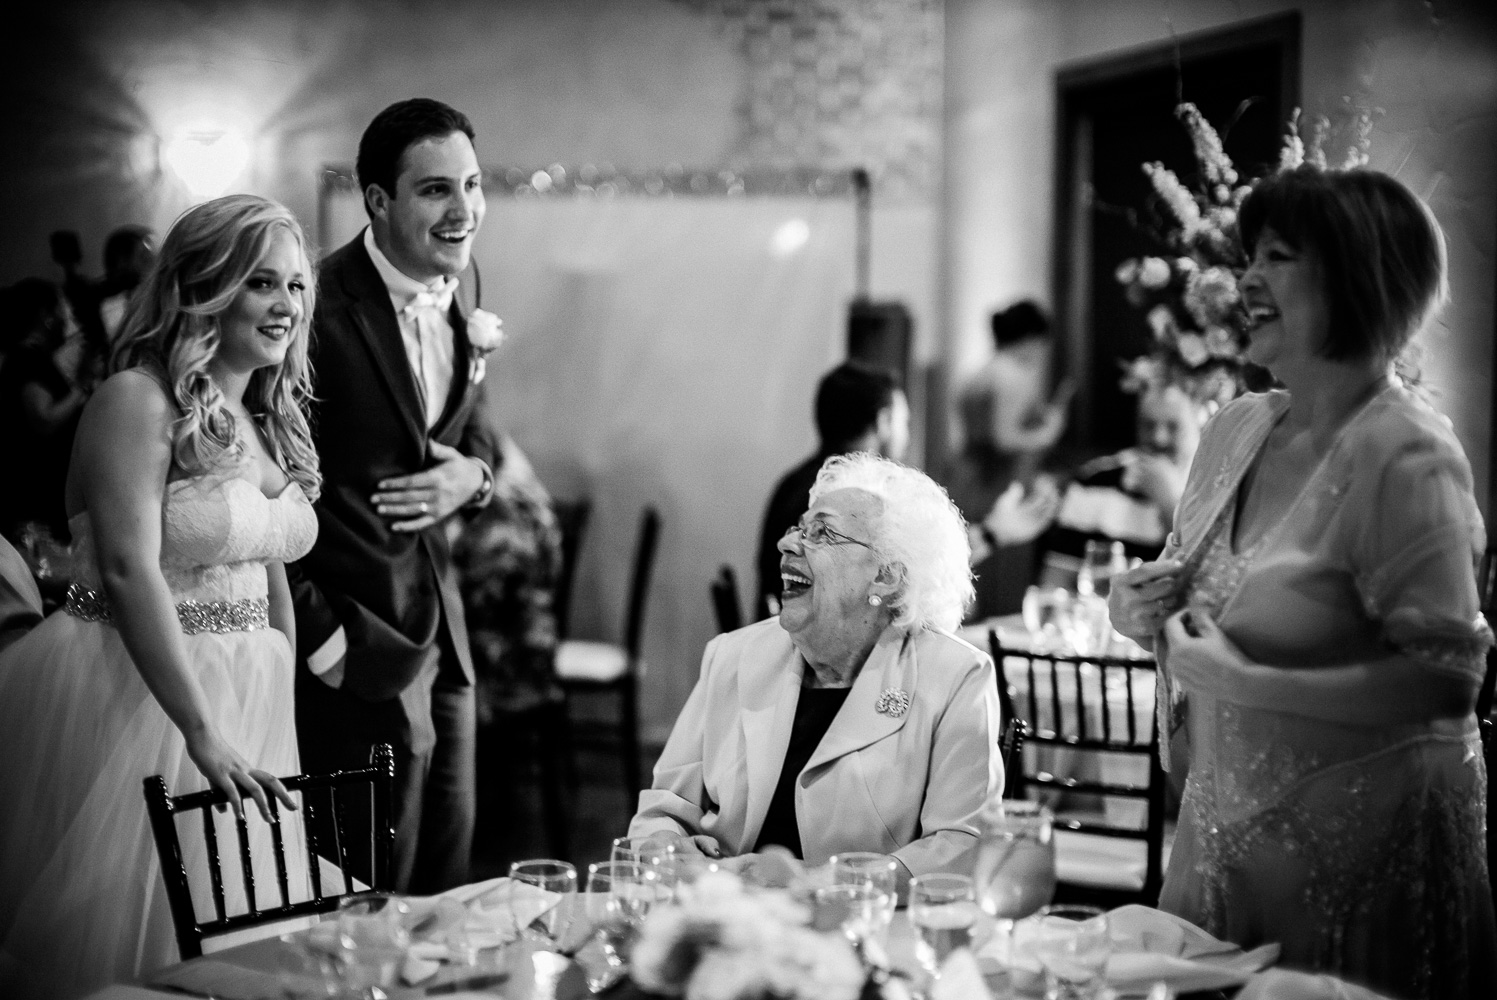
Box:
[989,299,1050,348]
[356,99,477,218]
[814,362,900,450]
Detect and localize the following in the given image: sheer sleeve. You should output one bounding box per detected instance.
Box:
[1353,427,1491,685]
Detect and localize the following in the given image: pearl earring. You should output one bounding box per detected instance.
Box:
[868,594,882,607]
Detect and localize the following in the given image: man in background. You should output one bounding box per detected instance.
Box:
[755,362,909,618]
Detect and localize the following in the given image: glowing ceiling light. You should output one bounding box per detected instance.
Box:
[164,128,250,198]
[770,218,810,258]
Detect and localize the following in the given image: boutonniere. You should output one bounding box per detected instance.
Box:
[465,309,504,385]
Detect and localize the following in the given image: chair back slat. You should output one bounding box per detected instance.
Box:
[331,787,356,896]
[142,744,395,960]
[201,809,227,924]
[553,499,593,640]
[267,798,291,908]
[624,507,662,658]
[234,812,257,916]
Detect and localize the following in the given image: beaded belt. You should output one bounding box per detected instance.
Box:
[64,583,270,635]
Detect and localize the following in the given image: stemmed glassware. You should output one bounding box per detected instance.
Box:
[975,799,1057,923]
[1022,586,1074,653]
[908,873,980,982]
[334,892,411,999]
[582,860,669,992]
[827,851,899,947]
[1016,904,1111,1000]
[508,859,578,951]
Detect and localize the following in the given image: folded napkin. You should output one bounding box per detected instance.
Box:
[1101,905,1278,996]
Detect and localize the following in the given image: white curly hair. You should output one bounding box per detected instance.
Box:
[808,453,973,633]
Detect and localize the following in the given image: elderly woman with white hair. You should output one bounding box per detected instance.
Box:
[630,454,1003,884]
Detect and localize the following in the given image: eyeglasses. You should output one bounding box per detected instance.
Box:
[783,519,873,550]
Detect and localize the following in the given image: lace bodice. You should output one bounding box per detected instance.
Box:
[69,475,317,604]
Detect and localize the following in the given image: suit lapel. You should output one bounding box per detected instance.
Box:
[803,628,913,773]
[340,243,427,448]
[740,637,803,850]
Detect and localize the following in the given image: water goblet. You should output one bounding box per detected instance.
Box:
[275,931,339,999]
[509,859,578,950]
[611,835,680,885]
[908,873,980,981]
[812,882,895,955]
[582,860,669,991]
[828,851,899,938]
[1020,904,1111,1000]
[975,799,1057,923]
[335,893,411,1000]
[1022,586,1073,653]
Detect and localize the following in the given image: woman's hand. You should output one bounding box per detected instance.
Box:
[662,833,723,859]
[1160,609,1258,700]
[1108,558,1184,648]
[184,727,297,823]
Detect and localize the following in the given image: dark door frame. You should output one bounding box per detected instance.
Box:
[1051,12,1301,447]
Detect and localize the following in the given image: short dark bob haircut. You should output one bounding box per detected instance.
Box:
[356,98,476,219]
[989,299,1050,349]
[815,361,901,449]
[1238,165,1446,367]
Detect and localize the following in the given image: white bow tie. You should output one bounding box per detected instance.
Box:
[401,282,456,320]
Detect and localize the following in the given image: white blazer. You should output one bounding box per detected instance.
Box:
[630,618,1003,876]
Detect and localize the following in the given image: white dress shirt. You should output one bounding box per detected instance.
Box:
[363,226,458,429]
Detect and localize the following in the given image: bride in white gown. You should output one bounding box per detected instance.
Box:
[0,195,322,999]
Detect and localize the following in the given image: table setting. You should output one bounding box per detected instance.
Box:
[91,807,1278,1000]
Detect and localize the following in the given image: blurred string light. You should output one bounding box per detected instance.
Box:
[163,127,250,199]
[770,218,810,257]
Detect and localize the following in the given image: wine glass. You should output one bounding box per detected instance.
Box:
[1022,586,1073,653]
[908,873,980,981]
[335,893,411,999]
[509,859,577,950]
[1018,905,1111,1000]
[828,851,899,940]
[813,882,894,953]
[582,861,668,991]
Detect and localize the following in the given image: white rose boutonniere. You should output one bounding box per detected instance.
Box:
[465,308,504,385]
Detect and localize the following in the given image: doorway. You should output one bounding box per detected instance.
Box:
[1054,13,1300,452]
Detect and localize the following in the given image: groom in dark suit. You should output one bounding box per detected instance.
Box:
[290,99,501,892]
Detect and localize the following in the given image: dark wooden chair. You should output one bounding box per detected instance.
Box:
[555,506,661,797]
[989,632,1167,908]
[143,744,395,960]
[711,564,743,635]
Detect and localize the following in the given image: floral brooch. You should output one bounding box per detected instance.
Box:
[874,688,910,718]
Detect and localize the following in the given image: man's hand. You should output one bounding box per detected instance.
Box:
[371,441,484,532]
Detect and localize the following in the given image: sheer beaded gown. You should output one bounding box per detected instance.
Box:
[1156,384,1496,999]
[0,471,318,999]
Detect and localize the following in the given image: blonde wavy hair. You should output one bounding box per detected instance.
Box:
[111,195,320,500]
[809,453,974,633]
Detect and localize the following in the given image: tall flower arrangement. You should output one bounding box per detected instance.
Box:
[1114,103,1372,408]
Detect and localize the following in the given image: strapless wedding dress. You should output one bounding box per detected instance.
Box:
[0,473,318,999]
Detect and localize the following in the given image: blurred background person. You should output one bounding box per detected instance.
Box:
[635,453,1001,889]
[756,361,909,619]
[0,279,93,561]
[98,225,156,345]
[1038,379,1210,587]
[947,300,1072,618]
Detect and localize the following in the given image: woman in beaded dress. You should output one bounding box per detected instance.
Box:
[1111,166,1495,999]
[0,195,321,999]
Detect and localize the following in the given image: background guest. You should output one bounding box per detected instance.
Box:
[756,361,909,618]
[1111,165,1495,997]
[634,453,1002,892]
[1038,381,1210,586]
[0,279,92,549]
[98,225,156,344]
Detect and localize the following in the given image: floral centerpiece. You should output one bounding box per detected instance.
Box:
[1113,103,1372,408]
[628,871,879,1000]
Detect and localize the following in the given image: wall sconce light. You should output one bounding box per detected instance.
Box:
[770,218,810,258]
[163,128,250,199]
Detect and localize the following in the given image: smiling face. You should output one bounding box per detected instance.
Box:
[1136,384,1203,467]
[369,130,485,283]
[776,487,891,650]
[1238,227,1331,373]
[213,227,307,377]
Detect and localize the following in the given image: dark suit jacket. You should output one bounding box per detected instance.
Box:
[289,234,500,705]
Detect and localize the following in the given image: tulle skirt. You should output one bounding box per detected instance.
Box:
[0,610,310,999]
